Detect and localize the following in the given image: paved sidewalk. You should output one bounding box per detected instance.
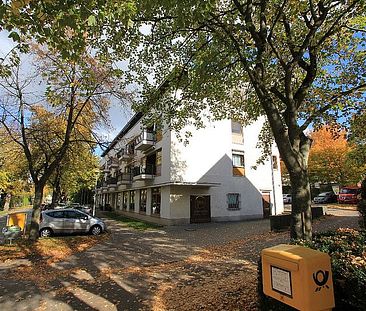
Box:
[0,209,360,311]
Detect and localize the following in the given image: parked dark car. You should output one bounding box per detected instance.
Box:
[313,192,337,204]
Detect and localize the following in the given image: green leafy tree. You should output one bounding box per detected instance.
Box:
[114,0,366,240]
[0,0,136,60]
[348,113,366,176]
[49,145,99,205]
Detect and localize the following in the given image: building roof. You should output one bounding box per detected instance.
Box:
[101,112,143,157]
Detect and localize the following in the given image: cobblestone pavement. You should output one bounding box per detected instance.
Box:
[0,208,360,311]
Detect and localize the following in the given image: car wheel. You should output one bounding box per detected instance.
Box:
[90,225,102,236]
[39,228,53,237]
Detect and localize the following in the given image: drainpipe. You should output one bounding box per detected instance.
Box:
[271,155,277,215]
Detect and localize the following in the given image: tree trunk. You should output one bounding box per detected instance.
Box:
[51,175,61,208]
[29,183,44,240]
[289,167,312,240]
[3,193,11,211]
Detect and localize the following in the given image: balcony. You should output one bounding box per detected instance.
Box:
[117,172,132,185]
[135,130,156,151]
[106,177,117,190]
[96,180,105,189]
[133,164,155,180]
[117,148,132,161]
[101,164,109,173]
[107,157,119,169]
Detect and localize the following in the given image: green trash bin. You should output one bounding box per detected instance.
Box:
[2,225,22,244]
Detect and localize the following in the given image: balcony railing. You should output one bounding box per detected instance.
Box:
[133,164,155,179]
[117,172,132,184]
[106,177,117,185]
[135,130,156,151]
[96,180,108,189]
[116,149,125,159]
[107,157,119,168]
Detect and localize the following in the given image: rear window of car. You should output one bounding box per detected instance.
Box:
[340,188,358,194]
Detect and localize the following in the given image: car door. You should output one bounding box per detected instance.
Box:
[45,211,66,233]
[63,210,89,233]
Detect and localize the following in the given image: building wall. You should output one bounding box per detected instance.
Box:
[97,114,284,224]
[169,117,284,220]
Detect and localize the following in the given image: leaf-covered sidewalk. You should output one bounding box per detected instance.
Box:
[0,209,359,311]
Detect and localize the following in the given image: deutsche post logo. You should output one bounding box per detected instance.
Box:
[313,270,330,292]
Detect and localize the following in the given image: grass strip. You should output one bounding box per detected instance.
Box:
[103,212,163,230]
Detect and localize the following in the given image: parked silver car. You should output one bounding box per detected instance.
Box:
[39,208,106,237]
[68,203,92,214]
[283,194,292,204]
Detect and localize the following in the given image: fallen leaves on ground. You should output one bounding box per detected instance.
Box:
[0,234,109,263]
[1,233,110,290]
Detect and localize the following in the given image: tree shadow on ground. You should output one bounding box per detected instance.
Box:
[0,213,361,311]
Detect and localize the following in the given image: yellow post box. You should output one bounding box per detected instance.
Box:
[262,244,335,311]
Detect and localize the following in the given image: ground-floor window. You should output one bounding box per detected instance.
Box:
[122,191,128,210]
[140,189,147,213]
[129,190,135,211]
[227,193,240,209]
[117,193,122,210]
[151,187,161,216]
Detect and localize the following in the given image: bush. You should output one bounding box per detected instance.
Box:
[358,200,366,228]
[257,229,366,310]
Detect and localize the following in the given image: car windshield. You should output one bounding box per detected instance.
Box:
[340,188,358,194]
[319,193,330,197]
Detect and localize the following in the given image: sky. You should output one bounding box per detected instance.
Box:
[0,31,134,152]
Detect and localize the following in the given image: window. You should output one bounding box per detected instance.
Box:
[126,141,135,155]
[231,120,243,134]
[129,190,135,211]
[231,120,244,144]
[117,193,122,210]
[227,193,240,209]
[232,152,245,176]
[64,211,85,219]
[47,211,65,218]
[156,149,162,176]
[151,187,161,216]
[140,189,147,213]
[122,192,128,210]
[272,156,278,170]
[232,153,244,167]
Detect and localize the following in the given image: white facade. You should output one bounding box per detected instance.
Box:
[95,113,284,225]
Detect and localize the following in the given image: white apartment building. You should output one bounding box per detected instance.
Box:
[95,112,284,225]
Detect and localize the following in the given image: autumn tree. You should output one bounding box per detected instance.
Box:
[308,126,360,185]
[109,0,366,240]
[0,130,29,210]
[0,46,129,239]
[49,145,99,205]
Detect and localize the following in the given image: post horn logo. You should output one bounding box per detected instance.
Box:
[313,270,330,292]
